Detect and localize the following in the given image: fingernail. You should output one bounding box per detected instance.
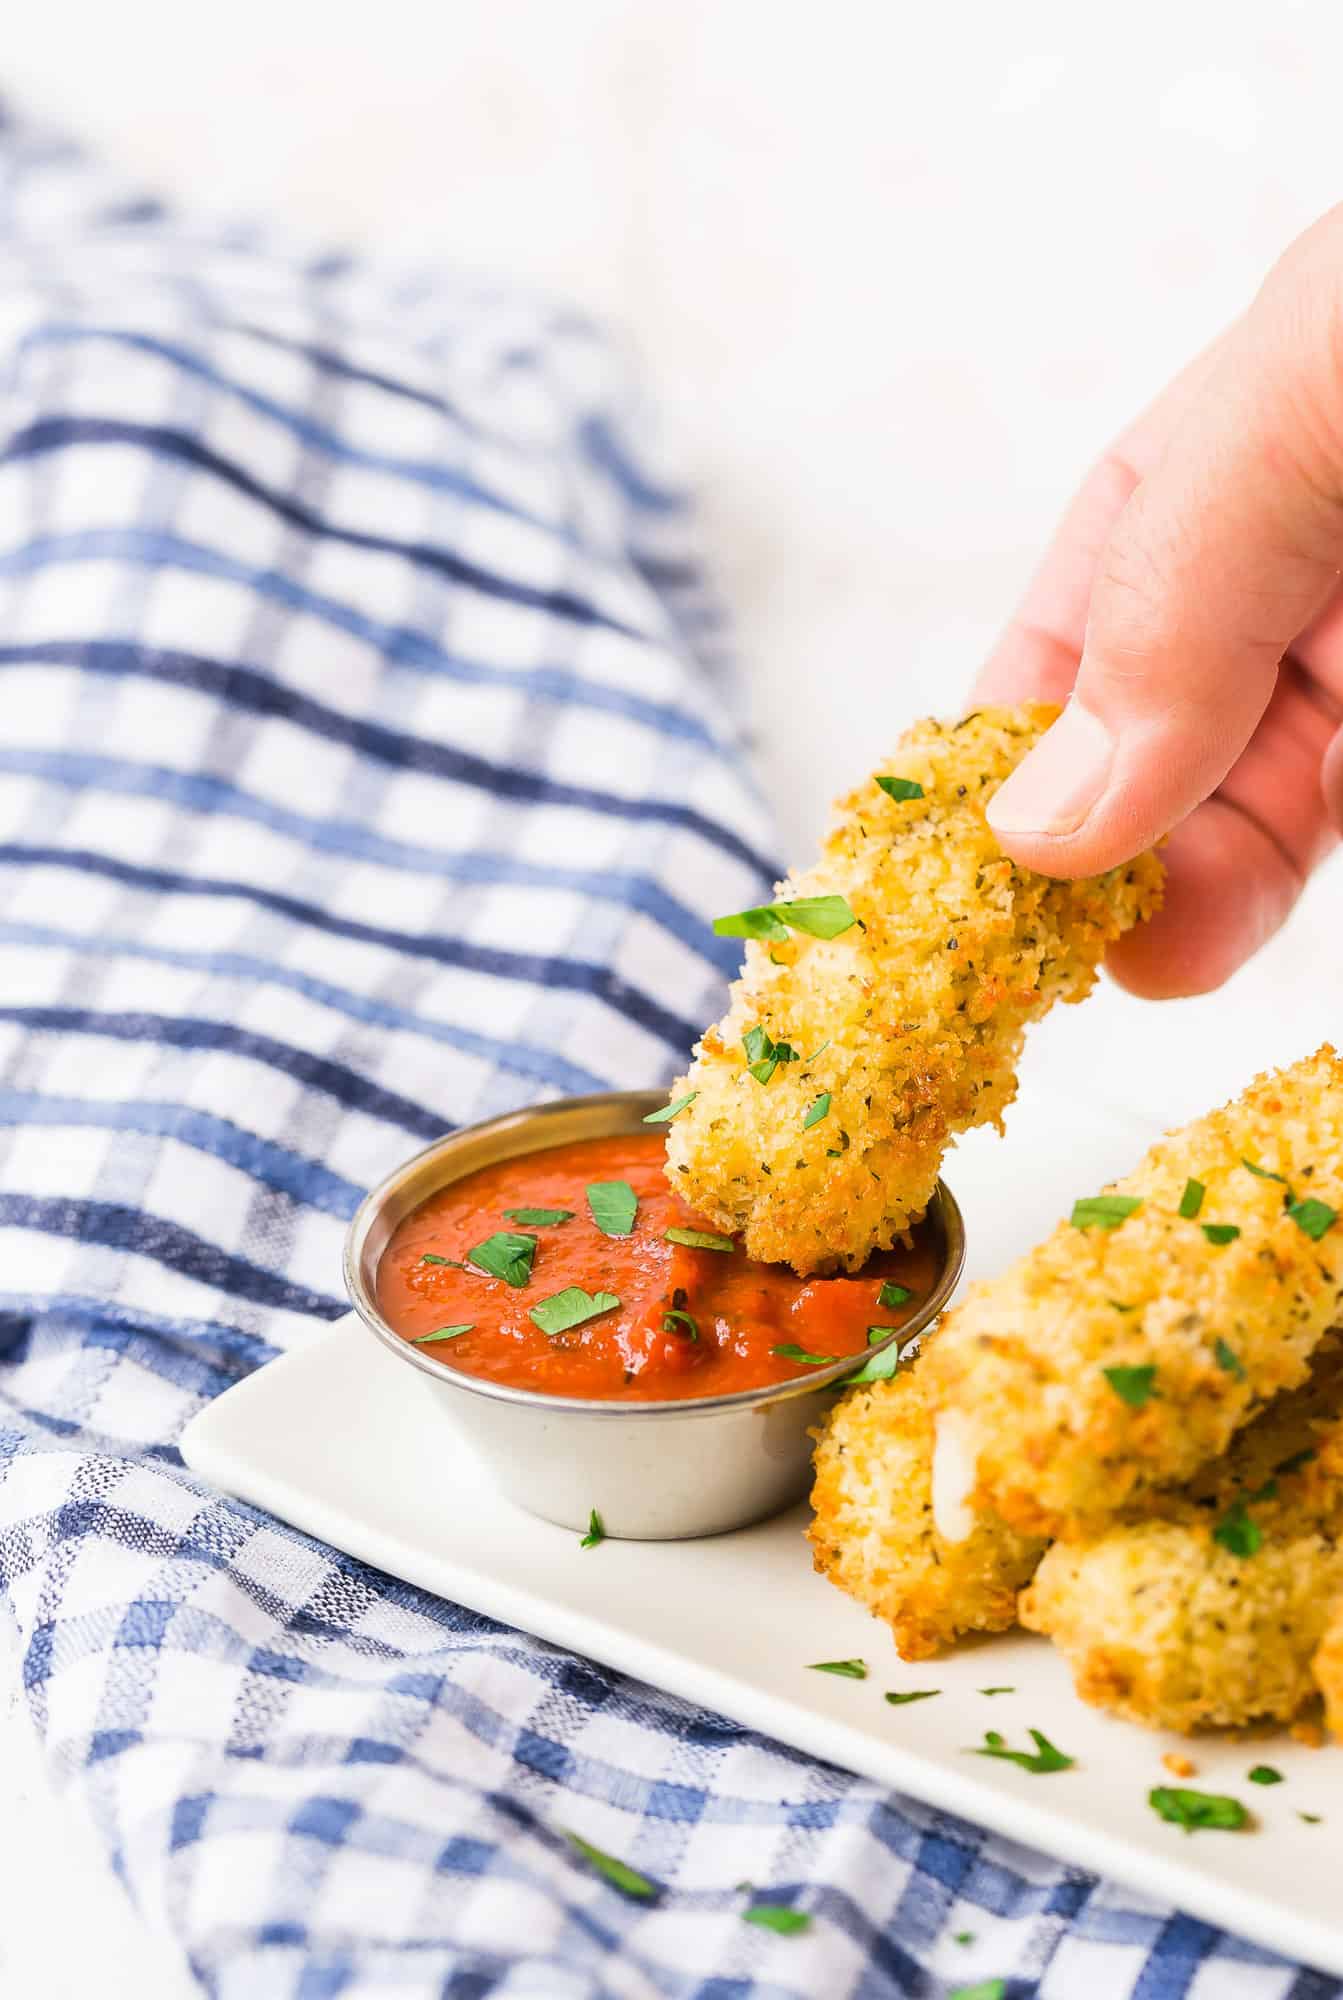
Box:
[986,701,1116,838]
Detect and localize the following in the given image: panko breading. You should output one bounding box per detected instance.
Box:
[1021,1339,1343,1731]
[923,1047,1343,1541]
[1312,1598,1343,1741]
[808,1349,1045,1659]
[661,705,1162,1275]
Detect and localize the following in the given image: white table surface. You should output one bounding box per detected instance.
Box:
[5,3,1343,1989]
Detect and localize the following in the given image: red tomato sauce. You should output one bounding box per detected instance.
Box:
[376,1133,939,1401]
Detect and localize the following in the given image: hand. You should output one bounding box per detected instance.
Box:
[974,207,1343,999]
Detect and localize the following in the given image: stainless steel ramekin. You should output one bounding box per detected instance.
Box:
[344,1089,965,1540]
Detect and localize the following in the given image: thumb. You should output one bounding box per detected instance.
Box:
[988,213,1343,877]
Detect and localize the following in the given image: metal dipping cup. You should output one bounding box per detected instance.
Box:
[344,1089,966,1541]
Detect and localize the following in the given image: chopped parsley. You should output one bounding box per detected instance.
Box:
[664,1226,735,1253]
[661,1308,699,1342]
[1248,1765,1284,1786]
[771,1343,838,1367]
[876,775,925,802]
[953,1930,976,1946]
[1178,1178,1205,1219]
[878,1280,912,1308]
[1300,1812,1323,1825]
[419,1252,458,1266]
[529,1286,621,1336]
[1103,1364,1158,1409]
[1149,1786,1248,1832]
[713,894,858,942]
[1202,1223,1240,1246]
[950,1983,1006,2000]
[803,1092,832,1129]
[579,1510,606,1550]
[885,1689,940,1706]
[978,1686,1015,1696]
[587,1179,638,1237]
[1242,1158,1287,1184]
[845,1328,904,1385]
[743,1024,801,1085]
[971,1728,1074,1774]
[1214,1338,1245,1379]
[741,1906,811,1935]
[502,1207,573,1227]
[412,1323,473,1344]
[563,1827,654,1894]
[808,1658,867,1679]
[467,1230,538,1287]
[644,1092,697,1124]
[1070,1194,1142,1230]
[1288,1196,1337,1240]
[1212,1498,1263,1558]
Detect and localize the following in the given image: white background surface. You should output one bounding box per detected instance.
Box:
[6,4,1343,1991]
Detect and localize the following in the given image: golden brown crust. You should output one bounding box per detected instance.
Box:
[922,1047,1343,1538]
[662,705,1162,1274]
[1312,1598,1343,1741]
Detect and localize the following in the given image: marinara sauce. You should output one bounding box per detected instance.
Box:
[377,1132,938,1401]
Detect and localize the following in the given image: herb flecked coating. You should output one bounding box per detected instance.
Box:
[662,704,1163,1275]
[1021,1336,1343,1731]
[923,1046,1343,1538]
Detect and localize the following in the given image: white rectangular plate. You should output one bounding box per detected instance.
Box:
[181,1078,1343,1978]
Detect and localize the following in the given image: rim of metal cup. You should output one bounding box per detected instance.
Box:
[344,1088,966,1419]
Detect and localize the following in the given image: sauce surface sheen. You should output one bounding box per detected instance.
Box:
[377,1133,938,1401]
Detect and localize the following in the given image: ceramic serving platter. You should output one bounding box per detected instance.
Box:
[180,1078,1343,1979]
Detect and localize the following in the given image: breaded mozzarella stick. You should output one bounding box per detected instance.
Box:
[1021,1340,1343,1731]
[924,1047,1343,1541]
[659,705,1162,1275]
[808,1352,1045,1660]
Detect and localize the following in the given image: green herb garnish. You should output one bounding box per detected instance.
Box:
[741,1906,810,1936]
[419,1252,458,1266]
[502,1207,573,1227]
[1202,1223,1240,1246]
[743,1023,801,1085]
[803,1092,832,1129]
[875,775,925,803]
[1103,1364,1158,1409]
[1248,1765,1283,1786]
[563,1827,653,1894]
[1178,1178,1205,1219]
[529,1286,621,1336]
[1213,1498,1263,1558]
[643,1092,697,1124]
[713,894,858,942]
[808,1659,867,1679]
[665,1227,735,1252]
[1149,1786,1248,1832]
[878,1280,912,1308]
[1277,1447,1317,1476]
[845,1328,904,1385]
[587,1179,638,1237]
[1214,1338,1245,1379]
[950,1983,1006,2000]
[979,1686,1015,1696]
[661,1308,699,1342]
[1109,1300,1136,1313]
[1242,1158,1287,1184]
[971,1728,1074,1774]
[771,1343,839,1367]
[467,1230,538,1287]
[1300,1812,1323,1824]
[1071,1194,1142,1230]
[579,1510,606,1550]
[412,1323,473,1344]
[885,1689,940,1706]
[1288,1196,1337,1240]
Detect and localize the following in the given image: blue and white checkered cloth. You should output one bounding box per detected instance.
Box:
[0,108,1337,2000]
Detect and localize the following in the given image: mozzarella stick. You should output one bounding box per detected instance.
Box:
[1312,1597,1343,1742]
[659,704,1162,1275]
[808,1351,1045,1659]
[1021,1339,1343,1731]
[923,1047,1343,1541]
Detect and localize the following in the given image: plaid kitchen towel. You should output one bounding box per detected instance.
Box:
[0,106,1335,2000]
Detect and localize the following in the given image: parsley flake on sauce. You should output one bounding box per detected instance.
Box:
[741,1906,811,1936]
[502,1207,573,1227]
[771,1343,838,1367]
[578,1510,606,1550]
[1103,1364,1158,1409]
[1070,1194,1142,1231]
[876,775,925,803]
[803,1092,832,1130]
[529,1286,621,1337]
[419,1252,458,1267]
[971,1728,1074,1774]
[664,1226,734,1253]
[713,894,858,942]
[563,1827,654,1894]
[467,1230,538,1287]
[808,1658,867,1679]
[879,1280,912,1308]
[643,1092,697,1124]
[1248,1765,1284,1786]
[1178,1178,1205,1219]
[1149,1786,1248,1832]
[1288,1196,1338,1240]
[587,1179,638,1237]
[743,1024,801,1085]
[845,1329,904,1385]
[413,1324,473,1344]
[661,1308,699,1342]
[885,1689,940,1706]
[1202,1223,1240,1246]
[1213,1498,1263,1558]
